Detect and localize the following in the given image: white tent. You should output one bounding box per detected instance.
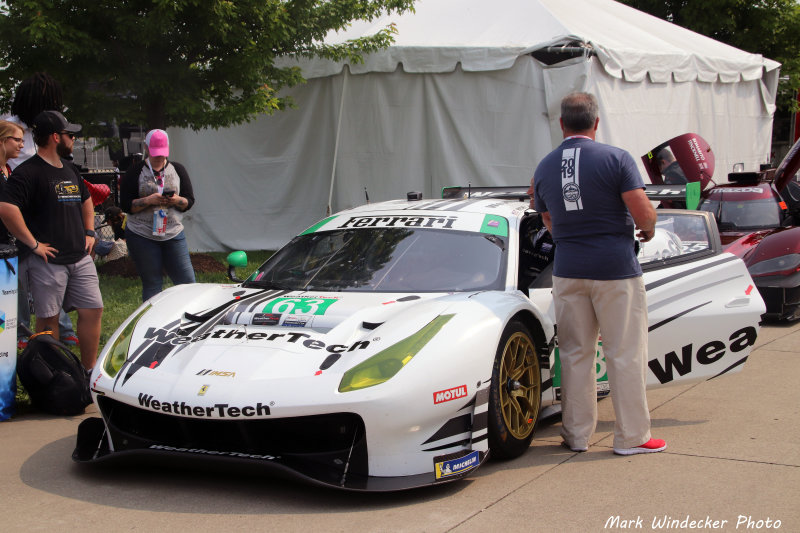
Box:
[169,0,780,252]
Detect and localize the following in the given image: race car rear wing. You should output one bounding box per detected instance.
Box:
[644,184,686,201]
[645,182,704,210]
[441,184,695,205]
[442,186,530,200]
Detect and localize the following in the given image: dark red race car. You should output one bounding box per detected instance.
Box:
[642,133,800,321]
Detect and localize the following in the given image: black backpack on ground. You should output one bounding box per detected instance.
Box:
[17,330,92,416]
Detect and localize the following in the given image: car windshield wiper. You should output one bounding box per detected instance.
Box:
[484,234,505,251]
[305,279,349,291]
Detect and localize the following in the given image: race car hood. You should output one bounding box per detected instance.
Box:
[726,226,800,276]
[98,284,468,400]
[643,131,799,194]
[641,133,715,189]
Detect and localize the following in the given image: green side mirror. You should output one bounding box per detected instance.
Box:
[226,251,248,282]
[226,251,248,268]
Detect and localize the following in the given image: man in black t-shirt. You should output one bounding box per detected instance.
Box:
[0,111,103,370]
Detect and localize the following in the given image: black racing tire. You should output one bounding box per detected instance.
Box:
[487,320,542,459]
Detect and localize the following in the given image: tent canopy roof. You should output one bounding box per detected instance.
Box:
[289,0,779,83]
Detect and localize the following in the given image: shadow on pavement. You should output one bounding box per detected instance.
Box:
[20,435,471,514]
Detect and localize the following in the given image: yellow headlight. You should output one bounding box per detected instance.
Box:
[103,304,151,378]
[339,314,454,392]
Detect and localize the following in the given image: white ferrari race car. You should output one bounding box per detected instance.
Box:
[74,187,765,491]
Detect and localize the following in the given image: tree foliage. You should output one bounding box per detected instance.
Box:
[0,0,415,132]
[619,0,800,110]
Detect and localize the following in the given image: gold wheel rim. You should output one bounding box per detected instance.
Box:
[499,332,541,440]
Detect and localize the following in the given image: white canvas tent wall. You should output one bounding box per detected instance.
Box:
[169,0,780,252]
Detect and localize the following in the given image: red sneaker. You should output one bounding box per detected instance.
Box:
[61,335,80,346]
[614,438,667,456]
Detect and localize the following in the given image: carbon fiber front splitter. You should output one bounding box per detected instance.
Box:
[73,417,488,492]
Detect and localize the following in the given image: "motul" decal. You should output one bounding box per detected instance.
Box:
[433,385,468,404]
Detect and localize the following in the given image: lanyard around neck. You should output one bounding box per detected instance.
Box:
[146,159,168,193]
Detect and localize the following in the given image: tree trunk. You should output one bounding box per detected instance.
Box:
[144,97,167,131]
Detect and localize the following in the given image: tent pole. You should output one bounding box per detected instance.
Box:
[327,67,349,216]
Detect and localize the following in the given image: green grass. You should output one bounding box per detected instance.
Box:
[14,250,273,410]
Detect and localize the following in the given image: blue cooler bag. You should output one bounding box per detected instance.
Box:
[0,243,18,421]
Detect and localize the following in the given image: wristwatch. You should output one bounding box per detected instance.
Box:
[85,229,96,237]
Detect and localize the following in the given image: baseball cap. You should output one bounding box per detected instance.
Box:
[145,129,169,157]
[32,110,81,136]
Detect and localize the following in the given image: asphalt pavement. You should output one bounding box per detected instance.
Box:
[1,321,798,533]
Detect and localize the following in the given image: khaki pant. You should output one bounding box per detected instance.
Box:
[553,275,651,450]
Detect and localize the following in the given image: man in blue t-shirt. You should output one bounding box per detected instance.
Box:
[531,92,665,456]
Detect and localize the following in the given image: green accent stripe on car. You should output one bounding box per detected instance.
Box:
[301,216,337,235]
[480,214,508,237]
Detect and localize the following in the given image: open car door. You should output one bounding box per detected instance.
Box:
[639,210,764,387]
[526,210,765,402]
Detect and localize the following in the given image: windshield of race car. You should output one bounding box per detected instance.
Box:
[699,197,782,230]
[243,228,507,292]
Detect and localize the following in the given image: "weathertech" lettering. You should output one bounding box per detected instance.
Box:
[137,393,270,417]
[149,444,278,461]
[144,327,370,353]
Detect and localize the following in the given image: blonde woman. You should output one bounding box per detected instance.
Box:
[0,120,25,183]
